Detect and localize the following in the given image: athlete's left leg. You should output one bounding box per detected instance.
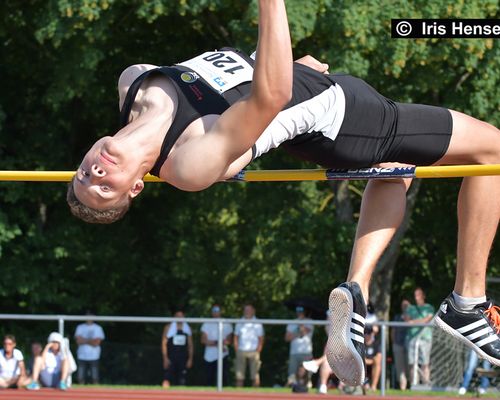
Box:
[327,165,412,386]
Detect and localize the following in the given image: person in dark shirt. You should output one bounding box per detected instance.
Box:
[391,299,410,390]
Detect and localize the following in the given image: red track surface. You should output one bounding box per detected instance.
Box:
[0,388,467,400]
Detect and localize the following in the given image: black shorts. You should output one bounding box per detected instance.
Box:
[282,73,453,168]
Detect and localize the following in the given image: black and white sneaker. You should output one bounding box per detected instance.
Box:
[434,294,500,366]
[326,282,367,386]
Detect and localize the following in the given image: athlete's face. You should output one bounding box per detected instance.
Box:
[73,137,144,210]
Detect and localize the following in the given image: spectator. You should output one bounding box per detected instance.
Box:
[26,332,69,391]
[74,311,105,384]
[285,306,314,386]
[0,334,30,389]
[391,299,410,390]
[200,305,233,386]
[404,287,435,385]
[234,303,264,387]
[303,354,334,394]
[366,301,379,335]
[26,341,42,376]
[458,348,491,396]
[161,310,193,388]
[364,326,382,391]
[291,364,309,393]
[303,310,336,394]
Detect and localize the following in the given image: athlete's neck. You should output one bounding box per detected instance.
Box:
[114,104,173,175]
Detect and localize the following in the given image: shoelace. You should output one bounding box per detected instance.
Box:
[484,305,500,334]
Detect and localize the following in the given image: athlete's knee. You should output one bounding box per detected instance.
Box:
[370,177,412,192]
[449,110,500,164]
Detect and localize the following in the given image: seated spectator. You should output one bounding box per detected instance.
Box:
[364,326,382,391]
[200,305,232,386]
[161,310,194,388]
[458,348,491,396]
[303,354,334,394]
[26,341,42,377]
[0,334,30,389]
[291,365,309,393]
[302,310,335,394]
[26,332,69,391]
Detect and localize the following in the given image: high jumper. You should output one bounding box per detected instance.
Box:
[67,0,500,386]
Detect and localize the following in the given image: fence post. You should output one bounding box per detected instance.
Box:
[381,324,387,396]
[217,320,223,392]
[58,317,65,336]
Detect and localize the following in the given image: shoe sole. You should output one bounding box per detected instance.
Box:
[434,315,500,367]
[326,286,365,386]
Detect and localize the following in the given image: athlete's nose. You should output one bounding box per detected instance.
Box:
[91,164,106,178]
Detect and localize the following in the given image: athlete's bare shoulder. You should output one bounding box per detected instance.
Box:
[118,64,159,110]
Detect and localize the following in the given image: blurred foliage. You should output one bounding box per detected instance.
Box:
[0,0,499,386]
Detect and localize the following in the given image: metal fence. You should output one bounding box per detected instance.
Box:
[0,314,485,395]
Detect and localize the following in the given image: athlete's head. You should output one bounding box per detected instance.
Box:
[67,136,145,224]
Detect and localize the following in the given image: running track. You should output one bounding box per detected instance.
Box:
[0,388,467,399]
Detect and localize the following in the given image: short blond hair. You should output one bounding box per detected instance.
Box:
[66,177,131,224]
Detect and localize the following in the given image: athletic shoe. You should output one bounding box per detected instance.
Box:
[326,282,367,386]
[434,294,500,366]
[457,387,466,395]
[302,360,319,374]
[478,387,486,395]
[58,381,68,391]
[318,383,327,394]
[26,381,40,390]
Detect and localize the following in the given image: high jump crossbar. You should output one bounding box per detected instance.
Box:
[1,164,500,182]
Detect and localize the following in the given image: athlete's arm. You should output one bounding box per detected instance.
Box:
[168,0,293,191]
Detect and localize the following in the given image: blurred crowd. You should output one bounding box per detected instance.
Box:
[0,311,104,391]
[0,290,492,394]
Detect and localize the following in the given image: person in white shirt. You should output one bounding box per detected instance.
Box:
[74,312,105,384]
[285,306,314,386]
[200,305,233,386]
[0,335,30,389]
[234,304,264,387]
[27,332,69,390]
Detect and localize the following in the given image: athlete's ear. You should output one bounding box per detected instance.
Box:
[129,179,144,198]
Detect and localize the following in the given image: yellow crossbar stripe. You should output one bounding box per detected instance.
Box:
[1,164,500,182]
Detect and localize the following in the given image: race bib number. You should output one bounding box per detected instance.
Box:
[178,51,253,93]
[173,334,187,346]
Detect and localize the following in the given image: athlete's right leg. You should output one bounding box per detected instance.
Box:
[434,110,500,366]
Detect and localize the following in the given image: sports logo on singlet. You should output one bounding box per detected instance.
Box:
[178,51,253,94]
[180,71,199,84]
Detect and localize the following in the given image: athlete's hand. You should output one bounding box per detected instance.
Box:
[295,55,329,74]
